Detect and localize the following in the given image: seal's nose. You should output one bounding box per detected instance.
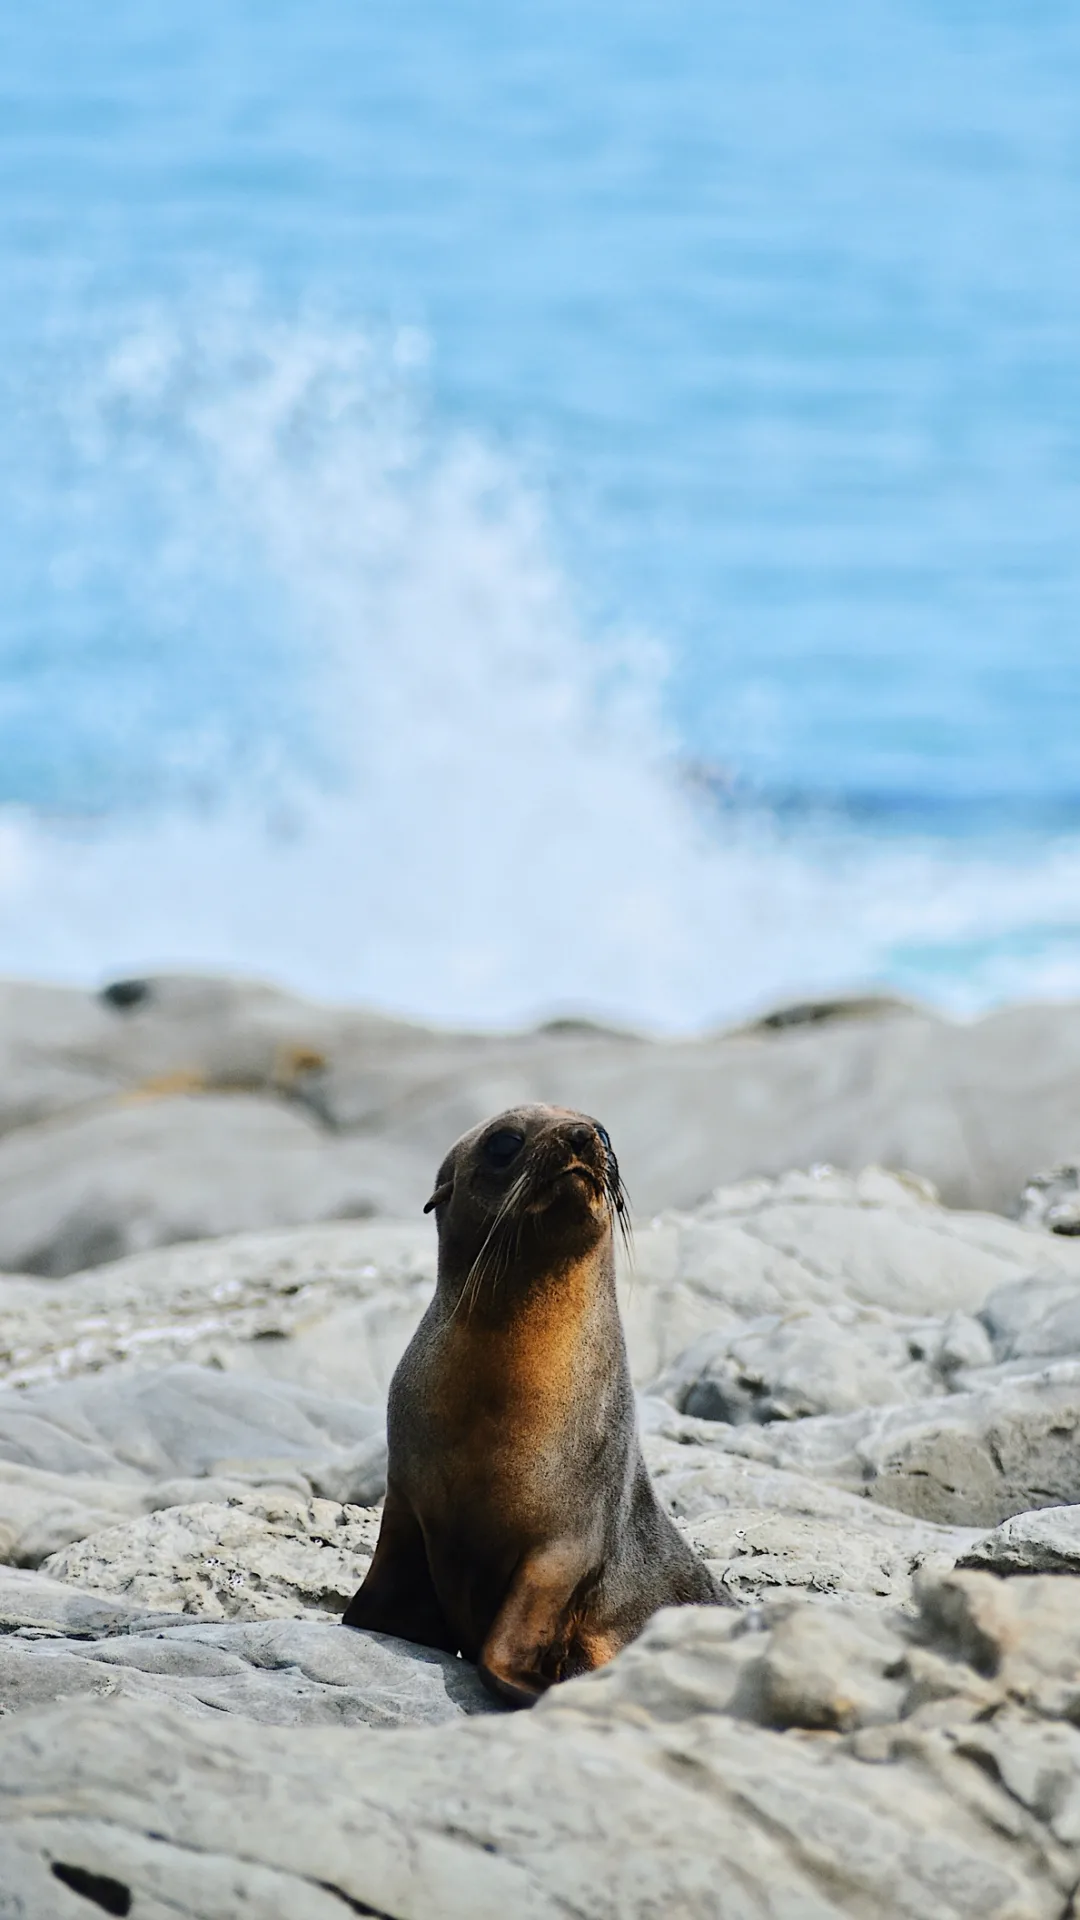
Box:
[568,1123,595,1151]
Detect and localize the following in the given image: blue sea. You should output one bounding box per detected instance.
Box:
[1,1,1079,1029]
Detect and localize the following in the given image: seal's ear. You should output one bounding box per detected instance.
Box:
[423,1180,453,1215]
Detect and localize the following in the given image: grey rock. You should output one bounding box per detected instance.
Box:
[652,1369,1080,1529]
[1,1186,1073,1573]
[0,1461,163,1567]
[0,980,128,1138]
[0,1362,382,1482]
[912,1566,1080,1719]
[981,1272,1080,1363]
[551,1566,1080,1738]
[3,1575,1080,1918]
[641,1411,980,1606]
[4,974,1080,1235]
[1016,1164,1080,1236]
[0,972,402,1137]
[849,1372,1080,1527]
[301,996,1080,1216]
[627,1167,1080,1387]
[0,1092,429,1275]
[10,978,1080,1908]
[0,1217,435,1398]
[0,1561,183,1637]
[688,1502,973,1608]
[42,1491,380,1619]
[655,1307,935,1425]
[0,1365,385,1564]
[0,1615,490,1729]
[959,1506,1080,1575]
[757,1605,908,1730]
[2,1819,356,1920]
[0,1551,491,1737]
[9,1170,1074,1407]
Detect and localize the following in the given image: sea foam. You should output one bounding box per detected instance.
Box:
[2,309,1079,1030]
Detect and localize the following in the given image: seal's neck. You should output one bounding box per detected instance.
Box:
[436,1225,619,1334]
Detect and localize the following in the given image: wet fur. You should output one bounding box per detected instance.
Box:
[342,1103,719,1705]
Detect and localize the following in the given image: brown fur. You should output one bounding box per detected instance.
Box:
[342,1103,719,1705]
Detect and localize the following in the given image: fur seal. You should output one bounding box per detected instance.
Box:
[342,1103,719,1706]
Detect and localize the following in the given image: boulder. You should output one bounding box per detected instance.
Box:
[653,1307,938,1424]
[1015,1164,1080,1236]
[41,1491,379,1620]
[959,1506,1080,1575]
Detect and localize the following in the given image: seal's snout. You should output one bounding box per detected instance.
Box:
[530,1116,627,1240]
[543,1116,609,1196]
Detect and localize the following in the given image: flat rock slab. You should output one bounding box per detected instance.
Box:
[3,1574,1080,1919]
[0,1363,382,1483]
[0,1562,185,1638]
[689,1503,972,1607]
[0,1364,386,1565]
[0,1092,431,1276]
[42,1492,379,1619]
[0,1556,489,1731]
[0,1616,491,1731]
[0,1218,435,1399]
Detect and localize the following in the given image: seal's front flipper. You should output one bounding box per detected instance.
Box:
[478,1541,601,1710]
[342,1486,456,1655]
[477,1662,545,1709]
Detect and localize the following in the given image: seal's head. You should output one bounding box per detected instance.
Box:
[423,1104,628,1314]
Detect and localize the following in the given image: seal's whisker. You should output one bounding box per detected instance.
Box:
[480,1226,516,1310]
[605,1162,633,1263]
[452,1170,531,1321]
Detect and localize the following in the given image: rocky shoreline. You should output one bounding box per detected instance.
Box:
[2,975,1080,1915]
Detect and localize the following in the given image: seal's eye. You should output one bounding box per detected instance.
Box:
[595,1125,612,1154]
[484,1127,525,1169]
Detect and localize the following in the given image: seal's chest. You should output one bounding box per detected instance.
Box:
[432,1322,581,1439]
[420,1333,581,1518]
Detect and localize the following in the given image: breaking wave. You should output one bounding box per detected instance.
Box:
[1,307,1079,1030]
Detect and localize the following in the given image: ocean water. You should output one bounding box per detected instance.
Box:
[1,1,1079,1029]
